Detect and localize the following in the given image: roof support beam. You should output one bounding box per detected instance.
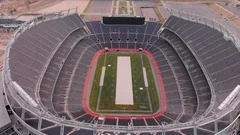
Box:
[37,118,42,131]
[214,121,218,133]
[194,127,197,135]
[21,109,25,119]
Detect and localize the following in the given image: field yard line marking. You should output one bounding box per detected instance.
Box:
[140,53,153,112]
[96,53,107,111]
[99,67,106,86]
[103,52,107,66]
[142,67,149,87]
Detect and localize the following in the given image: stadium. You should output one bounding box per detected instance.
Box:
[1,2,240,135]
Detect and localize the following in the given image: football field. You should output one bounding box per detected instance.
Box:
[89,52,159,114]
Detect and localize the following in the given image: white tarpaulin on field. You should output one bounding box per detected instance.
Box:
[115,56,134,105]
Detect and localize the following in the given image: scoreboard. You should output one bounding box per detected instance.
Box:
[103,16,145,25]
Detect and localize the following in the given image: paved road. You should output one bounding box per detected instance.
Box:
[133,1,154,16]
[84,0,112,21]
[87,0,112,14]
[141,8,159,21]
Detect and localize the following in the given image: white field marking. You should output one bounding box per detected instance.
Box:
[115,56,134,105]
[142,67,149,87]
[99,67,106,86]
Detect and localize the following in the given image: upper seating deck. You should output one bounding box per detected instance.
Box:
[163,16,240,109]
[9,14,84,100]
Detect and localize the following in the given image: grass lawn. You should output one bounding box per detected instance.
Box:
[130,8,134,15]
[119,1,127,7]
[118,6,128,14]
[142,54,160,112]
[89,53,105,112]
[89,52,160,114]
[112,7,116,15]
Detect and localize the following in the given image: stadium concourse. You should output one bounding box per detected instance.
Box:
[1,9,240,135]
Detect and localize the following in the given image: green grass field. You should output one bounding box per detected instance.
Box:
[89,52,159,114]
[118,6,128,14]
